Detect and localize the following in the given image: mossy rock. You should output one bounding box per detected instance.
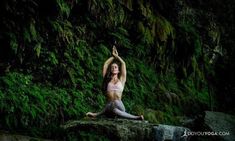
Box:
[61,118,154,141]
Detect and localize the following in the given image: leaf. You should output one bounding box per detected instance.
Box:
[49,52,58,65]
[9,34,18,54]
[35,43,41,58]
[23,28,31,42]
[67,67,76,87]
[30,22,37,41]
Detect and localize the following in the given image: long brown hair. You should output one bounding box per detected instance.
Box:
[102,59,121,94]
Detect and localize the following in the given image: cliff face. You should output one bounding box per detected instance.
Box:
[0,0,234,139]
[154,0,235,112]
[176,0,235,113]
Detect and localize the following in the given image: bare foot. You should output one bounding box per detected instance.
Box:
[139,115,144,120]
[86,112,97,117]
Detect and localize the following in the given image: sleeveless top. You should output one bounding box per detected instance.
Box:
[107,81,124,93]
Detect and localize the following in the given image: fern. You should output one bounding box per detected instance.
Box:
[30,21,37,41]
[23,28,32,42]
[34,43,41,58]
[67,67,77,87]
[155,16,174,42]
[109,27,132,48]
[119,0,133,10]
[98,44,110,56]
[49,52,58,65]
[8,33,18,54]
[57,0,71,18]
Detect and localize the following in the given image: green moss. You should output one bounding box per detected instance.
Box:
[144,109,159,124]
[56,0,71,18]
[155,15,174,42]
[119,0,133,10]
[0,0,217,139]
[9,33,18,54]
[67,131,110,141]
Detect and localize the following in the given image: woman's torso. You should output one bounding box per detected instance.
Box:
[106,80,124,101]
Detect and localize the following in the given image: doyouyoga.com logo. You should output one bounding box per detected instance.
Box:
[181,129,230,137]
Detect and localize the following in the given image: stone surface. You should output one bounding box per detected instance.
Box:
[153,124,190,141]
[204,111,235,141]
[61,118,153,141]
[0,132,52,141]
[61,118,190,141]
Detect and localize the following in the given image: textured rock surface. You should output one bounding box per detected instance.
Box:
[61,118,190,141]
[204,111,235,141]
[153,124,190,141]
[62,118,153,141]
[0,132,52,141]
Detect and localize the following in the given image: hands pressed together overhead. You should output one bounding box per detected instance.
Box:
[112,45,118,57]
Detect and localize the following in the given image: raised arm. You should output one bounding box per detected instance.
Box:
[113,48,126,84]
[102,56,114,78]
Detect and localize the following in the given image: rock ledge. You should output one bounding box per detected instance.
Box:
[61,118,190,141]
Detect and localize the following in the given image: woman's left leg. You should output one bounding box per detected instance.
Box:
[86,102,112,117]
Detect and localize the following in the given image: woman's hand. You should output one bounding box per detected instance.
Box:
[112,45,118,57]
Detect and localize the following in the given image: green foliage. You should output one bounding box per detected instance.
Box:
[158,73,180,94]
[56,0,71,18]
[0,72,89,136]
[49,52,59,65]
[136,11,174,45]
[9,33,18,54]
[119,0,133,11]
[109,27,132,49]
[137,20,154,46]
[50,20,74,44]
[0,0,216,139]
[155,15,175,42]
[178,21,202,59]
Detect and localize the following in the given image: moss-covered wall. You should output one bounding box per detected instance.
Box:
[0,0,234,139]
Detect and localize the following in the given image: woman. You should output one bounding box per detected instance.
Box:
[86,46,144,120]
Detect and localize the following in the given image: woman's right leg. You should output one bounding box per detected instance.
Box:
[113,100,125,111]
[113,108,143,119]
[112,100,143,120]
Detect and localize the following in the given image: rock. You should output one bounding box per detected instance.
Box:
[204,111,235,141]
[61,118,190,141]
[61,118,153,141]
[0,131,52,141]
[180,114,205,130]
[153,124,190,141]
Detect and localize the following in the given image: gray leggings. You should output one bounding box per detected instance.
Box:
[97,100,140,119]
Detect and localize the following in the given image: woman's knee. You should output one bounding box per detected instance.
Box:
[113,108,122,115]
[113,99,120,104]
[113,100,125,111]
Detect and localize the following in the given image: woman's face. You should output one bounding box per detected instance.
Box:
[111,63,119,74]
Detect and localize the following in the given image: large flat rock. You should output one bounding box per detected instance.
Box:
[61,118,153,141]
[61,118,190,141]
